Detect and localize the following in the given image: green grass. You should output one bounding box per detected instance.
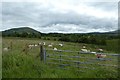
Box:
[2,37,119,78]
[106,39,119,53]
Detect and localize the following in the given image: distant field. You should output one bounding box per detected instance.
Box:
[2,37,119,78]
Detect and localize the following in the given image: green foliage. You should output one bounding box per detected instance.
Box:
[59,34,107,45]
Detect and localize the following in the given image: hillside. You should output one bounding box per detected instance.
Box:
[2,27,119,35]
[2,27,42,38]
[1,27,119,45]
[106,30,120,34]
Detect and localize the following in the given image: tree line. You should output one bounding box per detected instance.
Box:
[2,31,119,45]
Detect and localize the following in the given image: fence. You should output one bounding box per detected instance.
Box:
[39,46,120,72]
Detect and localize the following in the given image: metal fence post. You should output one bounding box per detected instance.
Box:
[40,44,43,61]
[43,48,46,64]
[77,52,80,70]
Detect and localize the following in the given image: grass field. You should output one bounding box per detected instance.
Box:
[2,37,119,78]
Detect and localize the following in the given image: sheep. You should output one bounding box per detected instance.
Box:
[43,42,46,45]
[28,44,34,49]
[28,44,34,47]
[98,48,103,52]
[38,42,42,45]
[81,49,88,52]
[101,54,106,58]
[53,47,57,51]
[3,47,9,51]
[59,43,63,46]
[83,46,86,48]
[96,54,106,58]
[34,44,38,47]
[48,44,53,47]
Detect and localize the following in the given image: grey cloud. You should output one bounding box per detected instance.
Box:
[86,2,118,12]
[1,2,118,33]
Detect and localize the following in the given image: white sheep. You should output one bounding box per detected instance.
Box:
[101,54,106,58]
[39,42,42,45]
[3,47,9,51]
[34,44,38,47]
[28,44,34,47]
[96,54,106,58]
[28,44,34,49]
[59,43,63,46]
[98,48,103,52]
[53,47,57,51]
[43,42,46,45]
[81,49,88,52]
[83,46,86,48]
[48,44,53,47]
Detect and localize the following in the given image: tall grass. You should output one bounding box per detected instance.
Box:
[2,38,119,78]
[106,39,119,53]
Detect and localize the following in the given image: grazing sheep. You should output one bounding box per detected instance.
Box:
[34,44,38,47]
[96,54,106,58]
[48,44,53,47]
[43,42,46,45]
[29,44,34,47]
[101,54,106,58]
[81,49,88,52]
[28,44,34,49]
[98,48,103,52]
[59,43,63,46]
[39,42,42,45]
[3,47,9,51]
[53,47,57,51]
[83,46,86,48]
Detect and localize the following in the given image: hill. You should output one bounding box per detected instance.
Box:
[105,30,120,34]
[2,27,42,38]
[85,30,119,37]
[2,27,119,40]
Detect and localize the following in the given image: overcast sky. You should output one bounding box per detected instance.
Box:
[1,0,119,33]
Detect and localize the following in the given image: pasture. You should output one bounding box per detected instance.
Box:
[2,37,119,78]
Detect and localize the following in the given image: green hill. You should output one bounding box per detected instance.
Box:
[2,27,42,38]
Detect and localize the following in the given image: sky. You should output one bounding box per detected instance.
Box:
[0,0,119,33]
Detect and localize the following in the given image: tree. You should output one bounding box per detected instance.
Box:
[21,32,28,37]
